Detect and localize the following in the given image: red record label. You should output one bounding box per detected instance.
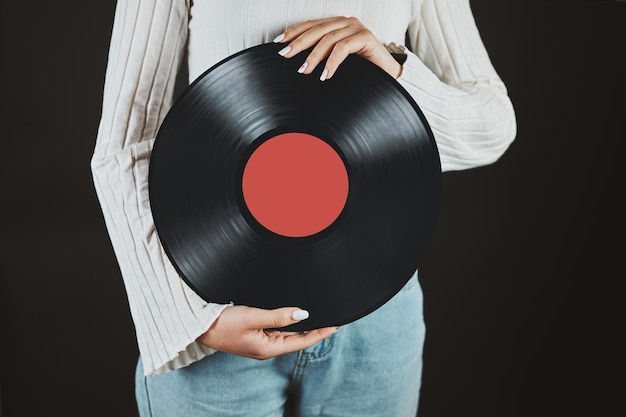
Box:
[242,132,349,238]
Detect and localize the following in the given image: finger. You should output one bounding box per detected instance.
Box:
[273,17,345,44]
[276,18,353,58]
[264,330,302,337]
[247,307,310,330]
[322,30,377,80]
[264,327,340,357]
[298,26,364,77]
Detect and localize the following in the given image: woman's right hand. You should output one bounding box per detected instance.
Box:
[197,305,339,359]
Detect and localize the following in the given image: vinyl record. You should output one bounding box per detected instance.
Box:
[149,43,441,331]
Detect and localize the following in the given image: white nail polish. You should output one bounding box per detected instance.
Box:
[273,33,285,43]
[278,46,291,56]
[320,68,328,81]
[292,310,309,321]
[297,62,308,74]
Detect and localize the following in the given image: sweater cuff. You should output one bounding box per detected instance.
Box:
[146,300,231,376]
[396,50,452,127]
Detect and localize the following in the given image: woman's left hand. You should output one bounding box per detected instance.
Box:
[273,16,401,81]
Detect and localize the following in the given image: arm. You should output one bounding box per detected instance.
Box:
[398,0,517,171]
[91,0,229,376]
[92,0,337,376]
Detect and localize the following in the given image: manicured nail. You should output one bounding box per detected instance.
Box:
[297,62,308,74]
[273,33,285,43]
[320,68,328,81]
[278,46,291,56]
[292,310,309,321]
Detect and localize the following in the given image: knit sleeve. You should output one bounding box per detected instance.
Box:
[397,0,516,172]
[91,0,230,376]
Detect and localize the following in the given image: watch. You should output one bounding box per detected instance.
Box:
[384,42,408,65]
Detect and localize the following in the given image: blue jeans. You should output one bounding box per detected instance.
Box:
[136,273,425,417]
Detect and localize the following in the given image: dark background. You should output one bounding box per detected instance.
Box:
[0,1,624,416]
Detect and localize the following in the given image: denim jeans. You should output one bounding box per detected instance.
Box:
[136,273,425,417]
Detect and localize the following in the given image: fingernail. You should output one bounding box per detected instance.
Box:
[297,62,308,74]
[273,33,285,43]
[320,68,328,81]
[292,310,309,321]
[278,46,291,56]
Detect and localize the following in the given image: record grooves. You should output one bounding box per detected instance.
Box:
[149,43,441,331]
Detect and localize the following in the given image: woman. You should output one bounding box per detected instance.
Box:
[92,1,516,415]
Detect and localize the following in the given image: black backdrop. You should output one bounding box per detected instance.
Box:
[0,1,624,416]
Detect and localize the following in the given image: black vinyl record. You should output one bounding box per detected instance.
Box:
[149,43,441,331]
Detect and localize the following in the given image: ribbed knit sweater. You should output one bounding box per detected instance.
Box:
[92,0,516,376]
